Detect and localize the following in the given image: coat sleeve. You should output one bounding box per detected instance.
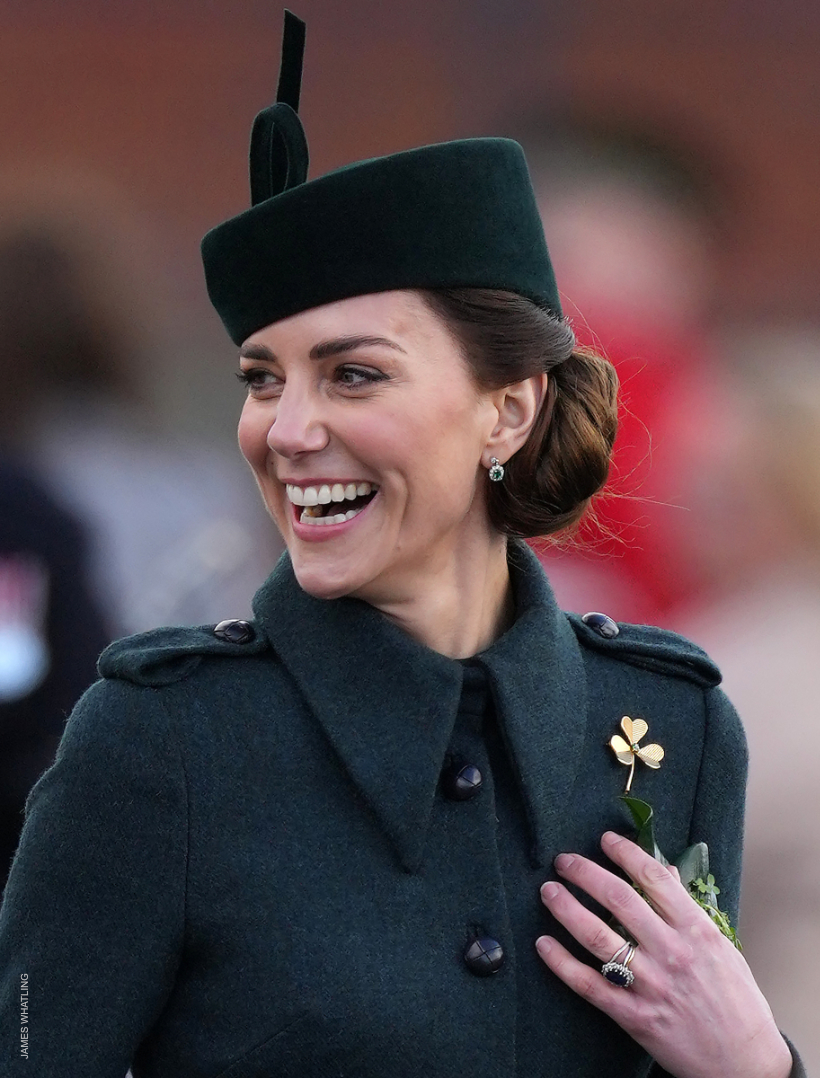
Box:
[650,687,807,1078]
[687,684,748,924]
[0,677,187,1077]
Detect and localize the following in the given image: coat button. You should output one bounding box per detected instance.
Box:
[213,619,256,644]
[581,611,619,639]
[463,936,504,976]
[441,762,483,801]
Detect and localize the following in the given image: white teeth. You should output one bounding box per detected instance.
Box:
[286,481,376,506]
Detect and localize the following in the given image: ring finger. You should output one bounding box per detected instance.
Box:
[539,879,637,968]
[538,878,670,997]
[552,850,679,954]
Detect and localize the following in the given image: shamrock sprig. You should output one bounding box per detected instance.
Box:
[694,873,720,899]
[690,874,742,949]
[620,795,742,951]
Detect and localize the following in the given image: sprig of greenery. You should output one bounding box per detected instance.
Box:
[690,875,742,950]
[619,796,742,951]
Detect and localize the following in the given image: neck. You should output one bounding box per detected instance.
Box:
[366,532,514,658]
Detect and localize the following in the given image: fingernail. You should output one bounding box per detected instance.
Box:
[535,936,553,955]
[602,831,623,846]
[541,881,560,900]
[555,853,575,871]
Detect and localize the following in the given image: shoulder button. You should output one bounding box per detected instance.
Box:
[214,619,256,645]
[568,613,722,688]
[581,611,620,639]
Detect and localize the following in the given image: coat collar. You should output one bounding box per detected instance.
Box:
[252,541,588,872]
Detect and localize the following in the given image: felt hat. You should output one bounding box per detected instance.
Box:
[201,11,561,346]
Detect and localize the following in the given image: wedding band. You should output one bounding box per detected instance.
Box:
[601,941,636,987]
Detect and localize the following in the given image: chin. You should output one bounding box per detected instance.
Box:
[288,552,370,602]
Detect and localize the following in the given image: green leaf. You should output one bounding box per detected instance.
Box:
[674,842,710,891]
[690,891,743,951]
[619,796,669,865]
[692,873,721,910]
[616,795,742,950]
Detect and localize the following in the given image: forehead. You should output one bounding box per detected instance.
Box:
[243,290,446,351]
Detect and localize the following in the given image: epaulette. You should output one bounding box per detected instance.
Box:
[98,619,270,687]
[567,611,721,689]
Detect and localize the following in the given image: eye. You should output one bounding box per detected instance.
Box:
[235,367,282,397]
[334,365,387,388]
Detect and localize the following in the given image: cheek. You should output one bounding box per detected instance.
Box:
[420,395,492,470]
[237,406,270,470]
[397,402,488,507]
[378,389,484,457]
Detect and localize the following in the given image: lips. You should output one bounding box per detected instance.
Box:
[285,481,379,526]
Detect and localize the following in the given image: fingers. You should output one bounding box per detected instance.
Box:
[548,853,668,952]
[549,833,710,948]
[599,832,708,931]
[537,834,791,1078]
[539,879,631,963]
[534,935,642,1028]
[536,928,793,1078]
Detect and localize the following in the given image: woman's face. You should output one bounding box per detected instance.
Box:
[237,290,502,604]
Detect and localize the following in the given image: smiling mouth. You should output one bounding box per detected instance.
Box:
[285,482,379,526]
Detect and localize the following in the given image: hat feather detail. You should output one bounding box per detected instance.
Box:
[249,11,309,205]
[276,9,306,111]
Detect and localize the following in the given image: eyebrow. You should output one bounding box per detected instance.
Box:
[238,335,406,362]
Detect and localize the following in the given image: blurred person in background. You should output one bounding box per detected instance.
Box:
[520,122,735,625]
[0,455,108,891]
[0,195,113,890]
[525,122,820,1064]
[678,330,820,1076]
[0,189,281,637]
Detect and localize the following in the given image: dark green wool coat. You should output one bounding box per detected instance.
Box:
[0,542,795,1077]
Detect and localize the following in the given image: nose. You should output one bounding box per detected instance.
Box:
[265,383,330,458]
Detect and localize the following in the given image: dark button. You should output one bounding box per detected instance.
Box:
[463,936,504,976]
[213,619,256,644]
[581,611,619,639]
[441,762,483,801]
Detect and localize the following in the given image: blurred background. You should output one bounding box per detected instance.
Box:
[0,0,818,1067]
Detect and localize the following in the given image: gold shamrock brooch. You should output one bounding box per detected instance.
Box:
[610,716,664,793]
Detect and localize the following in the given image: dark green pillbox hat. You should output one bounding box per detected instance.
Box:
[201,12,561,346]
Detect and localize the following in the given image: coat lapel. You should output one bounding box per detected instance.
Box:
[477,543,589,867]
[253,557,464,873]
[252,542,588,873]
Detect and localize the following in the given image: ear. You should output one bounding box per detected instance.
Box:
[482,371,549,469]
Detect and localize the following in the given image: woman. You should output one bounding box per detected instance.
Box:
[0,14,802,1078]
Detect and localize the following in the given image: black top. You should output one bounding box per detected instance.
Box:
[0,457,110,889]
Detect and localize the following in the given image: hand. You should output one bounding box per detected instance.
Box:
[536,831,793,1078]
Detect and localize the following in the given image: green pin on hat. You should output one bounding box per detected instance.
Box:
[201,10,562,346]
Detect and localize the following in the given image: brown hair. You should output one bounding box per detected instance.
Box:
[420,288,618,538]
